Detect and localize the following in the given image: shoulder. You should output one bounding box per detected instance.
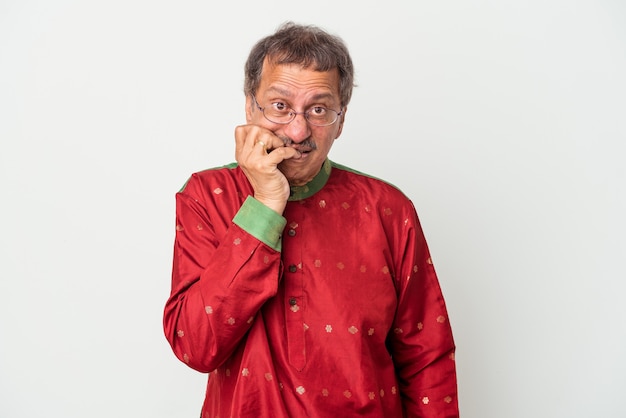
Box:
[330,161,410,202]
[177,163,251,203]
[328,161,424,234]
[178,163,239,192]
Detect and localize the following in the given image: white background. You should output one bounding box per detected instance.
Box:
[1,1,625,417]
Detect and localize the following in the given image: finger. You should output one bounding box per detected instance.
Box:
[255,140,267,154]
[261,136,286,152]
[266,145,302,162]
[235,125,279,153]
[235,125,260,152]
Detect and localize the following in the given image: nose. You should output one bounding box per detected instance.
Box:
[281,113,311,144]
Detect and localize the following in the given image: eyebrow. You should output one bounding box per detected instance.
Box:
[265,86,291,97]
[264,87,335,103]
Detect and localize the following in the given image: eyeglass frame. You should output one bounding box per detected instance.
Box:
[252,95,344,127]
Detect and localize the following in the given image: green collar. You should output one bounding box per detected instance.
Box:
[288,159,332,201]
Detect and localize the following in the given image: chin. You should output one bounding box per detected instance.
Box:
[279,162,315,186]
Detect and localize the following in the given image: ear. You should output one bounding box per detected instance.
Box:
[334,106,347,139]
[245,95,253,123]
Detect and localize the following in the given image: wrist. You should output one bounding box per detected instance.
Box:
[255,195,288,214]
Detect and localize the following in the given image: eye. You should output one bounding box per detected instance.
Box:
[309,106,327,116]
[270,102,289,113]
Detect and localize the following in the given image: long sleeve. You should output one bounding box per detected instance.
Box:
[163,163,458,418]
[163,173,286,373]
[387,202,459,417]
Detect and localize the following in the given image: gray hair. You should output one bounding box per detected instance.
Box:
[244,22,355,108]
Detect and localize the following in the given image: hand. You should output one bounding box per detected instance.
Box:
[234,124,302,214]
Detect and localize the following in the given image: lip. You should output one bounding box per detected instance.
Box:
[287,145,313,158]
[280,149,311,164]
[291,144,311,151]
[292,150,310,161]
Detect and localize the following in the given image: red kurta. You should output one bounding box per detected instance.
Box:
[164,159,458,417]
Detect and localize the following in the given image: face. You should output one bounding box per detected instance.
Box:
[245,58,346,186]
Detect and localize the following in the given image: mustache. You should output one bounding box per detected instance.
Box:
[279,135,317,150]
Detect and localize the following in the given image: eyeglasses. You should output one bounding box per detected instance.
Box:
[252,96,343,127]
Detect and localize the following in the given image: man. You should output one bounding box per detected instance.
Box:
[164,22,459,418]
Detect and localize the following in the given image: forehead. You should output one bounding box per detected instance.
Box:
[258,58,340,100]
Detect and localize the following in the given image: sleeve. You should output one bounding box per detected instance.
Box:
[388,201,459,418]
[163,180,287,373]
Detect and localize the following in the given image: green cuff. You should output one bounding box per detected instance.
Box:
[232,196,286,252]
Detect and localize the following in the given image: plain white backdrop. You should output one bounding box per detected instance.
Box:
[1,1,625,417]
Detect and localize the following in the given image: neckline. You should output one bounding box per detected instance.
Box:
[288,159,332,201]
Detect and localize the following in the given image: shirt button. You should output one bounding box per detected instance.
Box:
[288,264,297,273]
[289,298,297,306]
[288,229,296,237]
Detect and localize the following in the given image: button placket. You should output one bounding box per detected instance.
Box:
[283,214,306,370]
